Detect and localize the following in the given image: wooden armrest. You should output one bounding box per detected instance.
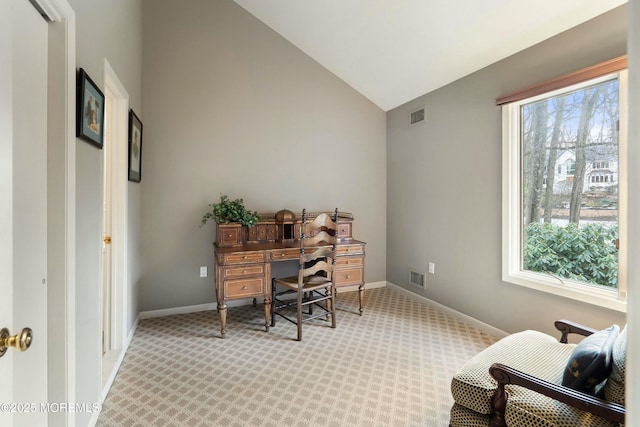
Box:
[488,363,625,427]
[554,319,598,343]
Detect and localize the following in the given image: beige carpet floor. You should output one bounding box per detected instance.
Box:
[96,286,497,426]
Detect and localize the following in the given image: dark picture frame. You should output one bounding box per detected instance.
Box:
[128,109,143,183]
[76,68,105,149]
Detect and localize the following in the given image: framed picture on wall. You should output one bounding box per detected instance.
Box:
[128,109,143,183]
[76,68,105,149]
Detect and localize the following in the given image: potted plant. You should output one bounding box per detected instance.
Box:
[201,194,259,247]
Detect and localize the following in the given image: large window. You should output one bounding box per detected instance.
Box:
[501,58,627,311]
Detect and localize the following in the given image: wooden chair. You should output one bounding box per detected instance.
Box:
[271,209,338,341]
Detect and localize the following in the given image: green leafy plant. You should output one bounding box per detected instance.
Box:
[524,222,618,288]
[201,194,259,227]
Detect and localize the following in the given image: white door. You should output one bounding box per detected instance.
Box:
[0,1,49,426]
[102,101,113,355]
[101,64,129,388]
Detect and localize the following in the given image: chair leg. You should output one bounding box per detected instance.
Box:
[330,286,336,328]
[325,287,331,321]
[270,278,276,327]
[296,291,303,341]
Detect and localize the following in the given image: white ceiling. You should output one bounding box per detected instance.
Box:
[234,0,626,111]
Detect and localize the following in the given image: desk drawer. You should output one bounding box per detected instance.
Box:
[223,264,264,278]
[270,248,300,260]
[220,227,240,245]
[224,277,265,299]
[220,251,266,265]
[216,223,246,247]
[335,256,363,268]
[334,268,363,286]
[247,224,278,242]
[336,244,365,255]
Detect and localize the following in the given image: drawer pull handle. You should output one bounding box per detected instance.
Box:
[346,261,350,264]
[242,286,247,290]
[346,275,350,279]
[243,270,247,274]
[281,253,285,257]
[228,234,233,238]
[243,256,247,259]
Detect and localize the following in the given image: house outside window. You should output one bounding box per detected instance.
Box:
[501,60,627,311]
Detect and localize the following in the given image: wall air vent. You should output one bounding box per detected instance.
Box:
[409,106,425,126]
[409,268,426,288]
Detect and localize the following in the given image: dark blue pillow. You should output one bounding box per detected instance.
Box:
[562,325,619,395]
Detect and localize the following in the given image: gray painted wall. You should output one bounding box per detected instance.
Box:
[139,0,386,311]
[67,0,142,425]
[387,5,628,337]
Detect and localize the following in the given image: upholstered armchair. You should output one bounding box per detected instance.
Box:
[450,320,626,426]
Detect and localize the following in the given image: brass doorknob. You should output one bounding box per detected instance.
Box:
[104,235,112,244]
[0,327,33,358]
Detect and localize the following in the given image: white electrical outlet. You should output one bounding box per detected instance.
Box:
[428,262,435,274]
[200,266,207,277]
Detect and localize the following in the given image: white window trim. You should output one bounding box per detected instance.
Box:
[502,72,627,313]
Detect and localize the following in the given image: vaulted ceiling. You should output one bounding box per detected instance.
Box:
[234,0,627,111]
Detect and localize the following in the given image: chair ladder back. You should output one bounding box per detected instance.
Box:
[301,246,334,263]
[304,231,337,246]
[271,208,339,341]
[302,260,333,278]
[303,213,337,238]
[298,208,338,282]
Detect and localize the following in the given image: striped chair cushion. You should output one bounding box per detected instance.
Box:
[451,330,575,415]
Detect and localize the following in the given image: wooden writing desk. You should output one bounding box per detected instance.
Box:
[214,211,365,338]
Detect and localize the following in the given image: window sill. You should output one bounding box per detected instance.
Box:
[503,270,627,313]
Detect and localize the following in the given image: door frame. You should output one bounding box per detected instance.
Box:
[102,58,129,360]
[37,0,77,425]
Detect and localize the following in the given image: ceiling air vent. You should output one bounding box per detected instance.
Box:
[409,268,426,289]
[409,106,425,126]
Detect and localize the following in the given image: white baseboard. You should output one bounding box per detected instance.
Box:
[138,281,387,320]
[337,280,386,293]
[139,302,218,319]
[386,282,508,338]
